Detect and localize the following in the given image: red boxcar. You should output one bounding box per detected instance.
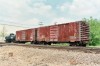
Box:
[37,21,89,45]
[16,21,89,46]
[16,28,36,42]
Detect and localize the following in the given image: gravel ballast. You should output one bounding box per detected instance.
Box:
[0,46,100,66]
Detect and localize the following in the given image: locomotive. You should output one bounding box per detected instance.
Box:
[5,21,89,46]
[5,33,16,43]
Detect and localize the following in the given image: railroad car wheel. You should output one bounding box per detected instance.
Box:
[69,42,77,46]
[82,44,86,47]
[48,42,51,45]
[33,41,39,44]
[79,42,86,47]
[43,42,47,45]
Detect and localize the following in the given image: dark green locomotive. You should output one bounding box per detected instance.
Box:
[5,33,16,43]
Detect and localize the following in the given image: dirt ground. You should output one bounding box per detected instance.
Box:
[0,46,100,66]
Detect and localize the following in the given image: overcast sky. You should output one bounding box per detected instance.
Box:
[0,0,100,34]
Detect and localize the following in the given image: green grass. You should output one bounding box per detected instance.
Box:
[51,43,69,46]
[89,46,100,48]
[25,42,31,45]
[88,44,100,48]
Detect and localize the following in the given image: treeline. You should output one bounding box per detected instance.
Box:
[84,17,100,46]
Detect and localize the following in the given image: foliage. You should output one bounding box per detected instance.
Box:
[83,17,100,46]
[0,25,7,40]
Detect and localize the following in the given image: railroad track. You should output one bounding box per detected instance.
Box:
[0,42,100,54]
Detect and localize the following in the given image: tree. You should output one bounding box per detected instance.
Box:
[0,25,7,41]
[84,17,100,46]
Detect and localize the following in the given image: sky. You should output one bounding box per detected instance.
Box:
[0,0,100,34]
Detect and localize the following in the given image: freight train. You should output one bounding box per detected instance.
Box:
[5,21,89,46]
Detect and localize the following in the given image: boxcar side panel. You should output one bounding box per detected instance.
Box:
[21,30,26,41]
[16,30,26,41]
[37,26,50,42]
[69,22,79,42]
[50,25,59,42]
[26,29,35,41]
[16,31,21,41]
[58,23,69,42]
